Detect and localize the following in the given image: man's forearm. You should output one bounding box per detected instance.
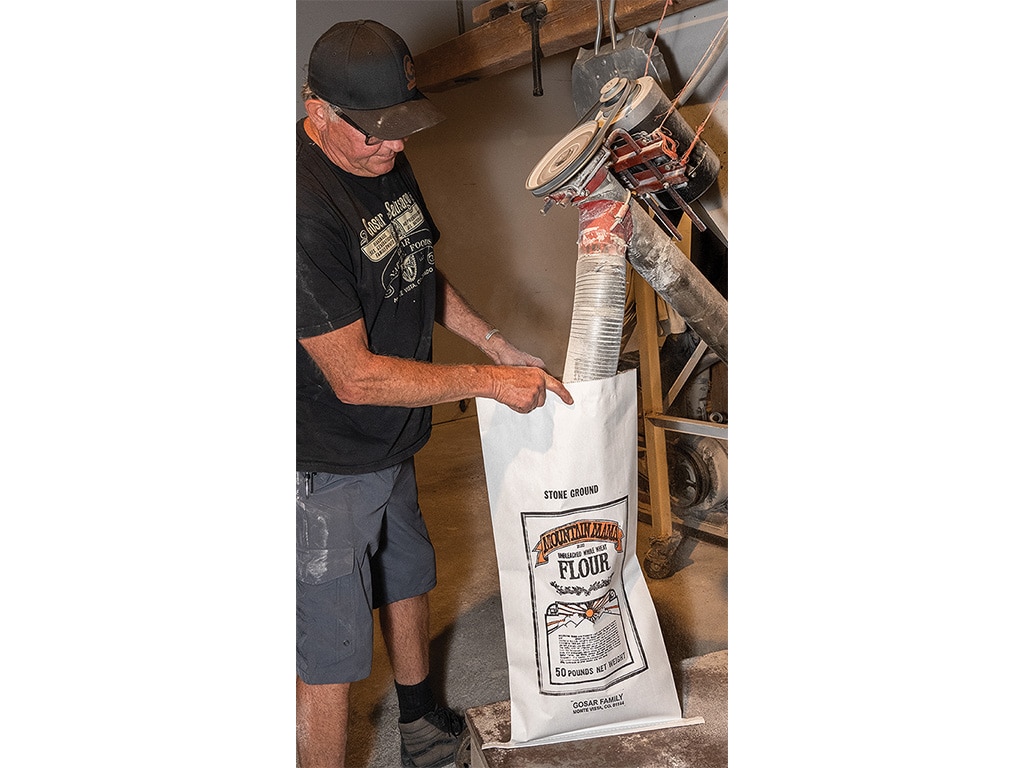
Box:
[435,271,503,354]
[326,352,497,408]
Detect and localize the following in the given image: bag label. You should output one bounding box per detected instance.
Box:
[522,500,649,694]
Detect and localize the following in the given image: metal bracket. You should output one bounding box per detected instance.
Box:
[606,128,710,234]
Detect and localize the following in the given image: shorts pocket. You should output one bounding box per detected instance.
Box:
[297,545,354,585]
[296,551,361,678]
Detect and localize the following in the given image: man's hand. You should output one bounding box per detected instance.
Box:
[490,366,573,413]
[486,333,550,370]
[493,346,546,369]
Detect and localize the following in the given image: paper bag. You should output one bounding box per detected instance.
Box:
[476,369,699,747]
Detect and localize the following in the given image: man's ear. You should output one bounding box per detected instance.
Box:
[305,99,330,129]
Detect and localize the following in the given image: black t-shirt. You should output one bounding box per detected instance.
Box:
[296,119,440,474]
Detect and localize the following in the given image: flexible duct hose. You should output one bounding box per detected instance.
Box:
[562,189,632,384]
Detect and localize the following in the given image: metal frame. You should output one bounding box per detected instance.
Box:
[634,223,727,550]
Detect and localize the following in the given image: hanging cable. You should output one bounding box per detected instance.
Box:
[677,79,728,167]
[644,0,673,76]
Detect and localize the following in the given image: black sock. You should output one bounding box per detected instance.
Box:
[395,678,436,724]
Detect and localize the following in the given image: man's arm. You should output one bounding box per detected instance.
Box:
[299,315,573,413]
[434,269,547,368]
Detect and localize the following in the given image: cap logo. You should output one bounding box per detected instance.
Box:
[404,55,417,91]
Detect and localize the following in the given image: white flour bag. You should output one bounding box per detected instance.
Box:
[476,369,700,747]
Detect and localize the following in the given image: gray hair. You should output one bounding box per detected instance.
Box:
[301,83,342,123]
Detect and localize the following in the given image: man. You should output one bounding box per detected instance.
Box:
[296,19,574,768]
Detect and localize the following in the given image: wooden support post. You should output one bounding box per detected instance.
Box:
[636,273,672,540]
[636,221,695,577]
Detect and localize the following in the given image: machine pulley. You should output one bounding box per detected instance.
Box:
[526,76,721,236]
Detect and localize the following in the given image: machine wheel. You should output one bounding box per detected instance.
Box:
[643,531,683,580]
[667,437,711,507]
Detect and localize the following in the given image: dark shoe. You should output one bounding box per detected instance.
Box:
[398,705,467,768]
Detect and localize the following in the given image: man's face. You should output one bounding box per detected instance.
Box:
[316,105,407,177]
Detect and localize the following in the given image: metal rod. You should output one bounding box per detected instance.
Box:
[675,18,728,108]
[664,339,708,412]
[608,0,617,49]
[523,3,547,96]
[647,414,728,441]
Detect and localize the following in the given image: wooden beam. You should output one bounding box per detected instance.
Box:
[417,0,713,92]
[471,1,535,25]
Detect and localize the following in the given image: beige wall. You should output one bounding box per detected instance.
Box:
[297,0,728,422]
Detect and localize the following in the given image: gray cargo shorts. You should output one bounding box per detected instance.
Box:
[296,458,437,684]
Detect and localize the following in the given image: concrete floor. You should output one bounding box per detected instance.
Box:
[337,414,727,767]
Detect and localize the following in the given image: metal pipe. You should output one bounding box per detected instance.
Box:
[626,192,728,365]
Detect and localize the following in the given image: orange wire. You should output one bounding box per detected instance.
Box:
[678,79,728,166]
[644,0,673,77]
[641,4,727,170]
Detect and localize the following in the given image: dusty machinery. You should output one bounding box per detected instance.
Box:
[526,67,728,578]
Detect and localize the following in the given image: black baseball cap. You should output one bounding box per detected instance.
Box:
[307,20,445,140]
